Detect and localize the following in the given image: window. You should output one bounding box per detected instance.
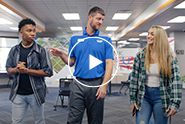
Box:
[0,38,18,72]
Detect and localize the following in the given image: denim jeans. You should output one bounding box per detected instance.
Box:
[136,85,168,124]
[12,94,45,124]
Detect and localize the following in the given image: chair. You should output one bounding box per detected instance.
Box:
[54,78,72,111]
[119,73,131,95]
[7,75,13,88]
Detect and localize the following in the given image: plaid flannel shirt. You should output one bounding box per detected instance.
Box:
[129,48,182,117]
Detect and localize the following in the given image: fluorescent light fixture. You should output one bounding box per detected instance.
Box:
[112,13,131,20]
[139,32,148,36]
[0,18,13,24]
[167,16,185,23]
[174,1,185,9]
[10,27,18,31]
[128,38,140,41]
[0,4,14,14]
[62,13,80,20]
[160,26,170,30]
[118,40,129,44]
[106,26,119,31]
[0,4,22,19]
[108,34,112,37]
[70,27,82,31]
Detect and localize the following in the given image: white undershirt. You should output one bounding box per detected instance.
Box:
[145,63,160,87]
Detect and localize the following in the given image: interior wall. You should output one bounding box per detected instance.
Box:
[174,32,185,77]
[0,31,18,38]
[0,73,9,86]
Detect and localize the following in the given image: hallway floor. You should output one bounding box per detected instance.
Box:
[0,77,185,124]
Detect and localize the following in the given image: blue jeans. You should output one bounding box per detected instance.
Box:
[136,85,168,124]
[12,94,45,124]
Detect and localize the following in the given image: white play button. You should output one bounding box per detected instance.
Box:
[89,54,102,70]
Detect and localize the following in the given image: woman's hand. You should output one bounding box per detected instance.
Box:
[131,103,138,115]
[166,108,177,117]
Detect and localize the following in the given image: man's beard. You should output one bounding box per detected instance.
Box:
[90,21,99,31]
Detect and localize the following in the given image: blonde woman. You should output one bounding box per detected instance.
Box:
[129,25,182,124]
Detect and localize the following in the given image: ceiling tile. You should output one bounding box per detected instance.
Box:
[0,0,182,40]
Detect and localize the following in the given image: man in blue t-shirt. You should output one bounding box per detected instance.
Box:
[49,6,113,124]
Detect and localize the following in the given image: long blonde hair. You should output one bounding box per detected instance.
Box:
[144,25,172,78]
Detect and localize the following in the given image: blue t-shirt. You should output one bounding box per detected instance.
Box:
[68,28,114,79]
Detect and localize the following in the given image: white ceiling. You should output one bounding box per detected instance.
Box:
[0,0,185,41]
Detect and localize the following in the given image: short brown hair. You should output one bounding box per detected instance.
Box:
[88,6,105,17]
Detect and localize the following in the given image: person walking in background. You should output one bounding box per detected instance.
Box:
[129,25,182,124]
[6,18,53,124]
[49,6,113,124]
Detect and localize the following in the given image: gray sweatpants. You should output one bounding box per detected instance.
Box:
[67,77,104,124]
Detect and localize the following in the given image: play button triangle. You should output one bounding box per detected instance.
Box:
[89,54,102,70]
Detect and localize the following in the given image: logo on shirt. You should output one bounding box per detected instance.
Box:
[78,39,84,42]
[97,40,102,43]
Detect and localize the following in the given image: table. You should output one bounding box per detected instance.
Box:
[54,77,73,82]
[55,74,123,99]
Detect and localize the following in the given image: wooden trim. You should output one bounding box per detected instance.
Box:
[120,0,181,39]
[0,0,45,32]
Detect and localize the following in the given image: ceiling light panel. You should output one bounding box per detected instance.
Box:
[0,4,14,14]
[108,34,112,37]
[70,27,82,31]
[112,13,131,20]
[0,18,13,24]
[139,32,148,36]
[62,13,80,20]
[128,38,140,41]
[118,40,129,44]
[167,16,185,23]
[10,27,18,31]
[0,4,22,19]
[174,1,185,9]
[106,26,119,31]
[160,26,170,30]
